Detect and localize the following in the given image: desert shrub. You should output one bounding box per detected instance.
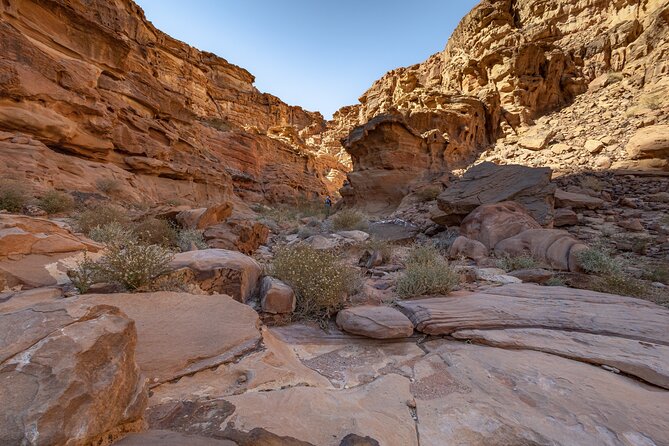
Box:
[270,245,361,324]
[364,238,394,262]
[67,253,100,294]
[0,178,29,212]
[89,221,134,246]
[642,264,669,285]
[297,225,319,239]
[95,177,122,194]
[176,229,208,252]
[576,246,622,275]
[96,241,174,291]
[37,190,74,214]
[641,94,662,110]
[331,208,368,231]
[545,276,566,287]
[589,274,648,298]
[133,217,178,247]
[606,71,623,83]
[415,186,441,202]
[495,254,540,272]
[76,204,130,234]
[396,245,459,298]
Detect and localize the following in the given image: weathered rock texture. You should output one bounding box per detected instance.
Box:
[330,0,669,210]
[0,301,147,446]
[0,0,346,204]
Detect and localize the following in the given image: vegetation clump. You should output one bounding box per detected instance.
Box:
[415,186,441,202]
[133,217,178,246]
[363,238,394,263]
[95,241,174,291]
[269,245,361,325]
[89,221,134,246]
[176,229,208,251]
[95,177,122,194]
[495,254,540,272]
[396,245,459,298]
[37,190,74,214]
[76,203,130,234]
[0,178,29,212]
[331,208,368,231]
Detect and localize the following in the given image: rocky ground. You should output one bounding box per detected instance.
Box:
[2,0,669,445]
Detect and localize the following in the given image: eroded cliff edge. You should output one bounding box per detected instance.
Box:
[0,0,347,204]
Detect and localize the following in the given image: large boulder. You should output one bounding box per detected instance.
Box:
[176,203,233,230]
[336,305,414,339]
[0,301,147,446]
[82,292,261,385]
[169,249,262,302]
[0,214,100,289]
[204,220,270,255]
[436,162,556,226]
[447,236,488,261]
[625,124,669,160]
[554,189,604,209]
[460,201,541,250]
[494,229,587,271]
[259,276,296,314]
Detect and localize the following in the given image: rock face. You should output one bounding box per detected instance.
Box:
[0,0,345,205]
[0,301,147,446]
[340,114,447,213]
[330,0,669,205]
[336,305,414,339]
[0,214,100,289]
[626,124,669,162]
[168,249,262,301]
[259,276,295,314]
[436,163,556,225]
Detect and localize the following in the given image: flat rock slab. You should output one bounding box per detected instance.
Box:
[414,340,669,446]
[82,292,261,385]
[396,284,669,344]
[336,305,414,339]
[452,328,669,389]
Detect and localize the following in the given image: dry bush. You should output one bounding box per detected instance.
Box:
[76,203,130,234]
[269,245,361,325]
[331,208,368,231]
[67,253,100,294]
[133,217,178,247]
[0,178,29,212]
[396,245,459,298]
[89,221,134,246]
[96,241,174,291]
[37,190,74,214]
[176,229,208,252]
[495,254,540,272]
[95,177,122,194]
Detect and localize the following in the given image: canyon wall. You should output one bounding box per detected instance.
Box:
[330,0,669,213]
[0,0,346,204]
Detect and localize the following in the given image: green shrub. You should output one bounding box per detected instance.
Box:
[576,246,622,275]
[331,208,368,231]
[545,276,566,287]
[396,245,459,298]
[76,204,130,234]
[176,229,208,252]
[89,222,134,246]
[37,190,74,214]
[133,217,178,246]
[589,275,648,298]
[67,253,100,294]
[95,177,122,194]
[0,178,29,212]
[270,245,361,325]
[642,264,669,285]
[297,226,319,239]
[495,254,540,272]
[96,241,174,291]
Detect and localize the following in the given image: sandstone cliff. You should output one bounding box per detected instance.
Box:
[0,0,346,204]
[330,0,669,213]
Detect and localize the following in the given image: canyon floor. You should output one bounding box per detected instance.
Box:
[2,0,669,445]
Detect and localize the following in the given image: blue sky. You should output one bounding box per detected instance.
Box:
[135,0,479,119]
